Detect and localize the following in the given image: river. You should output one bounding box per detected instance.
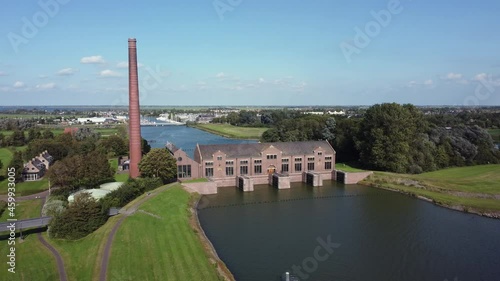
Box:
[143,125,500,281]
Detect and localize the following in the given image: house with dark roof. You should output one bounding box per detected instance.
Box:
[171,140,336,187]
[22,150,54,181]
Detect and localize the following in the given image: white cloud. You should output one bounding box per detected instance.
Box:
[57,68,78,76]
[444,73,463,80]
[440,72,469,85]
[473,73,500,87]
[407,80,418,88]
[216,72,225,78]
[80,55,105,64]
[424,79,434,86]
[259,77,265,83]
[473,73,489,81]
[0,71,7,76]
[13,81,25,88]
[39,74,48,79]
[36,82,56,89]
[99,69,123,78]
[116,61,128,68]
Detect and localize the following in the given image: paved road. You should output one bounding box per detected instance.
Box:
[38,232,68,281]
[0,190,49,202]
[99,184,175,281]
[0,217,52,232]
[36,196,68,281]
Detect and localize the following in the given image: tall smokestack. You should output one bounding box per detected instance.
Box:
[128,38,142,178]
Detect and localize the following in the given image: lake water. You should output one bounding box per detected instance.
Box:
[144,125,500,281]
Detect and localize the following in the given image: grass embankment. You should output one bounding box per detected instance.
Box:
[0,199,43,221]
[0,234,58,280]
[0,189,54,280]
[182,178,209,183]
[108,185,224,281]
[336,163,365,172]
[362,165,500,216]
[193,123,267,139]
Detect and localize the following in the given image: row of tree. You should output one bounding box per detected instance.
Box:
[260,103,500,173]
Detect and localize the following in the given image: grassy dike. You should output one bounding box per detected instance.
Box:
[0,183,231,280]
[107,184,232,281]
[361,165,500,218]
[191,123,268,140]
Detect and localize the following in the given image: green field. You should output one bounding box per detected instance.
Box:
[0,127,119,138]
[489,129,500,141]
[108,185,223,281]
[0,178,49,196]
[193,123,268,139]
[363,165,500,214]
[0,147,13,175]
[0,234,58,280]
[50,215,122,281]
[0,199,43,221]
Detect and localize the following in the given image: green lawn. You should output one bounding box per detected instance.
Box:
[0,178,49,196]
[108,185,222,281]
[0,199,43,221]
[0,234,58,281]
[335,163,365,172]
[194,123,268,139]
[49,215,123,281]
[363,165,500,214]
[0,147,13,175]
[181,178,209,183]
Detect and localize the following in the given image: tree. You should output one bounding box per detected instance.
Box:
[356,103,429,173]
[139,148,177,183]
[42,129,55,139]
[0,133,5,147]
[27,128,42,142]
[141,138,151,154]
[8,129,26,147]
[8,151,24,182]
[98,135,128,156]
[74,128,100,141]
[47,151,114,189]
[49,192,107,240]
[321,117,336,142]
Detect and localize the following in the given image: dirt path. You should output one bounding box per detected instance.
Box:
[98,184,175,281]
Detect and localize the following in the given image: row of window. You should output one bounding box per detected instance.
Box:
[178,162,333,178]
[205,162,333,177]
[207,156,333,166]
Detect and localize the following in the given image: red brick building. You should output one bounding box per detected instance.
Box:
[169,140,336,187]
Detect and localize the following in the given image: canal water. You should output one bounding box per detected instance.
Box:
[143,125,500,281]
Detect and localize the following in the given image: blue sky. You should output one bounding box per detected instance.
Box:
[1,0,499,106]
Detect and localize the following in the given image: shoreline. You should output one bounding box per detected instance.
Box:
[362,181,500,219]
[190,194,235,281]
[189,123,261,141]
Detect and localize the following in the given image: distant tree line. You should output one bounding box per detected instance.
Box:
[260,103,500,174]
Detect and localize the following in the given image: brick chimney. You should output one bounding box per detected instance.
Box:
[128,38,142,178]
